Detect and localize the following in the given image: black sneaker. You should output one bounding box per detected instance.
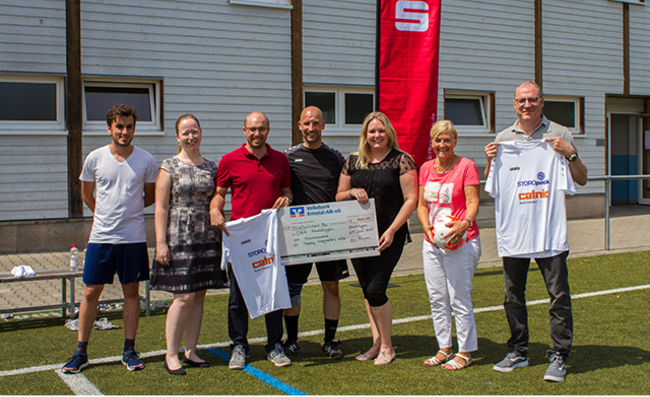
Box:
[122,349,145,371]
[322,340,343,359]
[282,340,301,357]
[62,350,89,374]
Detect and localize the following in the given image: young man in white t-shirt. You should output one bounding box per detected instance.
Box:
[483,81,587,382]
[62,104,157,374]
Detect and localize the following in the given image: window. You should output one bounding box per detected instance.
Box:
[228,0,292,9]
[304,87,375,135]
[83,80,162,134]
[443,91,493,134]
[543,96,583,134]
[0,76,65,134]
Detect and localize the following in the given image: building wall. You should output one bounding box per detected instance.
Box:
[541,0,624,194]
[0,0,68,221]
[2,0,649,226]
[1,0,293,221]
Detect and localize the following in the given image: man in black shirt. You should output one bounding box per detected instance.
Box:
[283,106,349,359]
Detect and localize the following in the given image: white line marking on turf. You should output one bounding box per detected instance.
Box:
[55,369,103,395]
[1,283,648,381]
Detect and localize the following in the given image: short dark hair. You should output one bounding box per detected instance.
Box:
[106,104,138,127]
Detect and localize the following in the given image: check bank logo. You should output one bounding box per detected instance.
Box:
[290,207,305,218]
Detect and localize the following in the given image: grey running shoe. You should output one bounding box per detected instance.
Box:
[544,353,566,382]
[62,350,89,374]
[267,343,292,367]
[229,345,246,370]
[493,351,529,372]
[322,339,343,359]
[282,340,301,357]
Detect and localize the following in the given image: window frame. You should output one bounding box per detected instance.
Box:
[82,79,163,135]
[0,75,65,135]
[543,95,584,135]
[443,90,494,135]
[228,0,293,9]
[303,86,375,136]
[608,0,645,5]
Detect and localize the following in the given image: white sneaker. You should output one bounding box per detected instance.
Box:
[267,343,291,367]
[229,345,246,370]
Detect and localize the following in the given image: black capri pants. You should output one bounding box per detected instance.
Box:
[351,226,407,307]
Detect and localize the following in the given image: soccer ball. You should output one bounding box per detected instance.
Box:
[432,216,467,251]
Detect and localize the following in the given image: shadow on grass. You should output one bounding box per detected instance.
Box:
[569,344,649,374]
[290,334,650,374]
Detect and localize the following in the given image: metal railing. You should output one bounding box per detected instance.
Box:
[587,174,650,250]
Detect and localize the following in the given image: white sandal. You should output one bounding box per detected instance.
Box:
[442,353,472,370]
[423,350,453,367]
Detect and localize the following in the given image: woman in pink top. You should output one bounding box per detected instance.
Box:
[417,120,481,370]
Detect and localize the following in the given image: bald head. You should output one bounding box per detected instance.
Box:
[244,111,269,129]
[299,106,325,149]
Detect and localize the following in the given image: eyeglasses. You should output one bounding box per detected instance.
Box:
[514,97,541,105]
[245,127,268,134]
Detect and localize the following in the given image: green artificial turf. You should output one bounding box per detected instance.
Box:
[0,250,648,394]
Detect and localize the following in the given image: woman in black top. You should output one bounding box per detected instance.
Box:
[336,112,418,365]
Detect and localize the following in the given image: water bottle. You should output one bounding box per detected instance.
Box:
[82,245,88,268]
[70,244,79,271]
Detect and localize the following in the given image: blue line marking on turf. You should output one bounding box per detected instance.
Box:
[206,348,308,396]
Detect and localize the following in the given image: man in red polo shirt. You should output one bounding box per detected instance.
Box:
[210,111,293,369]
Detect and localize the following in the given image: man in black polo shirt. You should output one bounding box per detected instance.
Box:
[282,106,349,359]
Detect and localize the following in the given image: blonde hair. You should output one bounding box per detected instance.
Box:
[354,112,402,169]
[430,120,458,142]
[175,114,202,155]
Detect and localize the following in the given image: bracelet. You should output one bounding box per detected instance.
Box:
[348,188,354,199]
[283,196,292,204]
[463,218,472,225]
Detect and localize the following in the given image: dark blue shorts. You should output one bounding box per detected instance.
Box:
[83,243,150,285]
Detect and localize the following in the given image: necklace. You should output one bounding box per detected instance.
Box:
[435,157,454,174]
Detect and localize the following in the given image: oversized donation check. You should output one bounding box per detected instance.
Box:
[277,199,380,265]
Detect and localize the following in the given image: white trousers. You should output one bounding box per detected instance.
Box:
[422,237,481,352]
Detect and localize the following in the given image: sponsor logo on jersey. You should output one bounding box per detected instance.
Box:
[241,239,251,245]
[248,247,267,258]
[290,207,305,218]
[509,167,520,171]
[519,189,549,200]
[517,171,550,187]
[252,256,273,270]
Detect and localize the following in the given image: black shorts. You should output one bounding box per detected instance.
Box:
[285,259,349,285]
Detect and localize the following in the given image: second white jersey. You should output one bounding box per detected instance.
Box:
[221,209,291,319]
[485,140,576,258]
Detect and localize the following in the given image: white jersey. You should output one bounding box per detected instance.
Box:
[485,140,576,258]
[80,145,158,244]
[221,209,291,319]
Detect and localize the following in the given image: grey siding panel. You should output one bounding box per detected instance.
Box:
[0,136,68,220]
[629,5,650,94]
[302,0,376,86]
[0,0,67,73]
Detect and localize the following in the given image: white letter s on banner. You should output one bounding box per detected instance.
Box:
[395,0,429,32]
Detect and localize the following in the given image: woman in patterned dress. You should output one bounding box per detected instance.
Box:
[151,114,225,375]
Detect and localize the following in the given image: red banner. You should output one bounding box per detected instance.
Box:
[378,0,441,167]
